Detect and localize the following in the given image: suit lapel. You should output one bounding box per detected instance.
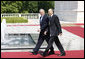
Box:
[51,14,54,20]
[49,14,54,22]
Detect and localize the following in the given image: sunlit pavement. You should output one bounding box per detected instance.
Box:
[1,21,84,58]
[1,22,84,51]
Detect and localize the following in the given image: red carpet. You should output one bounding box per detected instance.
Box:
[75,23,84,25]
[1,50,84,58]
[62,26,84,38]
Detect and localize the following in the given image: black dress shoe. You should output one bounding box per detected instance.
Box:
[40,52,48,57]
[31,51,38,55]
[58,53,66,56]
[48,51,55,55]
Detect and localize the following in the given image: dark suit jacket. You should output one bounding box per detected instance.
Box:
[49,14,62,36]
[40,14,49,31]
[40,14,49,35]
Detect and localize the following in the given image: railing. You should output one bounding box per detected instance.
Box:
[1,13,40,19]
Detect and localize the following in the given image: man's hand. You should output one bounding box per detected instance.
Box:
[59,33,62,36]
[44,31,47,35]
[37,29,41,32]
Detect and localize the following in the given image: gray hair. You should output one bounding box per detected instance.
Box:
[39,9,45,12]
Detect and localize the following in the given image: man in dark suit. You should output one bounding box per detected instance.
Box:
[32,9,54,55]
[40,9,66,57]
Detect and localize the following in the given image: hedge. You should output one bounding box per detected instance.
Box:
[1,17,28,23]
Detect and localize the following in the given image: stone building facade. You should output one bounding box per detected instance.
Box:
[54,1,84,23]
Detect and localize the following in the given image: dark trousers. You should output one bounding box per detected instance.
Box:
[33,31,54,52]
[45,36,65,53]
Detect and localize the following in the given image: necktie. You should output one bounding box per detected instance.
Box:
[40,16,42,23]
[49,16,52,21]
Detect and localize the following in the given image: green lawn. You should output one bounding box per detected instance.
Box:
[1,17,28,23]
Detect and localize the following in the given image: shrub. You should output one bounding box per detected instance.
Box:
[1,17,28,23]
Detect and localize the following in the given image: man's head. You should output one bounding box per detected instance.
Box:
[39,9,45,16]
[48,9,54,16]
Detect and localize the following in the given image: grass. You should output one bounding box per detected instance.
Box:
[1,17,28,23]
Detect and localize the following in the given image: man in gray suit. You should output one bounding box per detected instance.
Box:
[40,9,66,57]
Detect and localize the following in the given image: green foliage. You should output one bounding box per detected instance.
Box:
[1,1,19,13]
[1,17,28,23]
[28,1,38,13]
[1,1,54,13]
[38,1,54,13]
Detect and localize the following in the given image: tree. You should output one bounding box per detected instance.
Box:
[1,1,20,13]
[38,1,54,13]
[1,1,54,13]
[28,1,38,13]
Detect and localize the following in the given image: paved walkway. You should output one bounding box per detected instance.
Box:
[1,20,84,58]
[1,22,84,52]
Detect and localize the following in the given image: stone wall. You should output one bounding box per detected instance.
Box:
[54,1,84,23]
